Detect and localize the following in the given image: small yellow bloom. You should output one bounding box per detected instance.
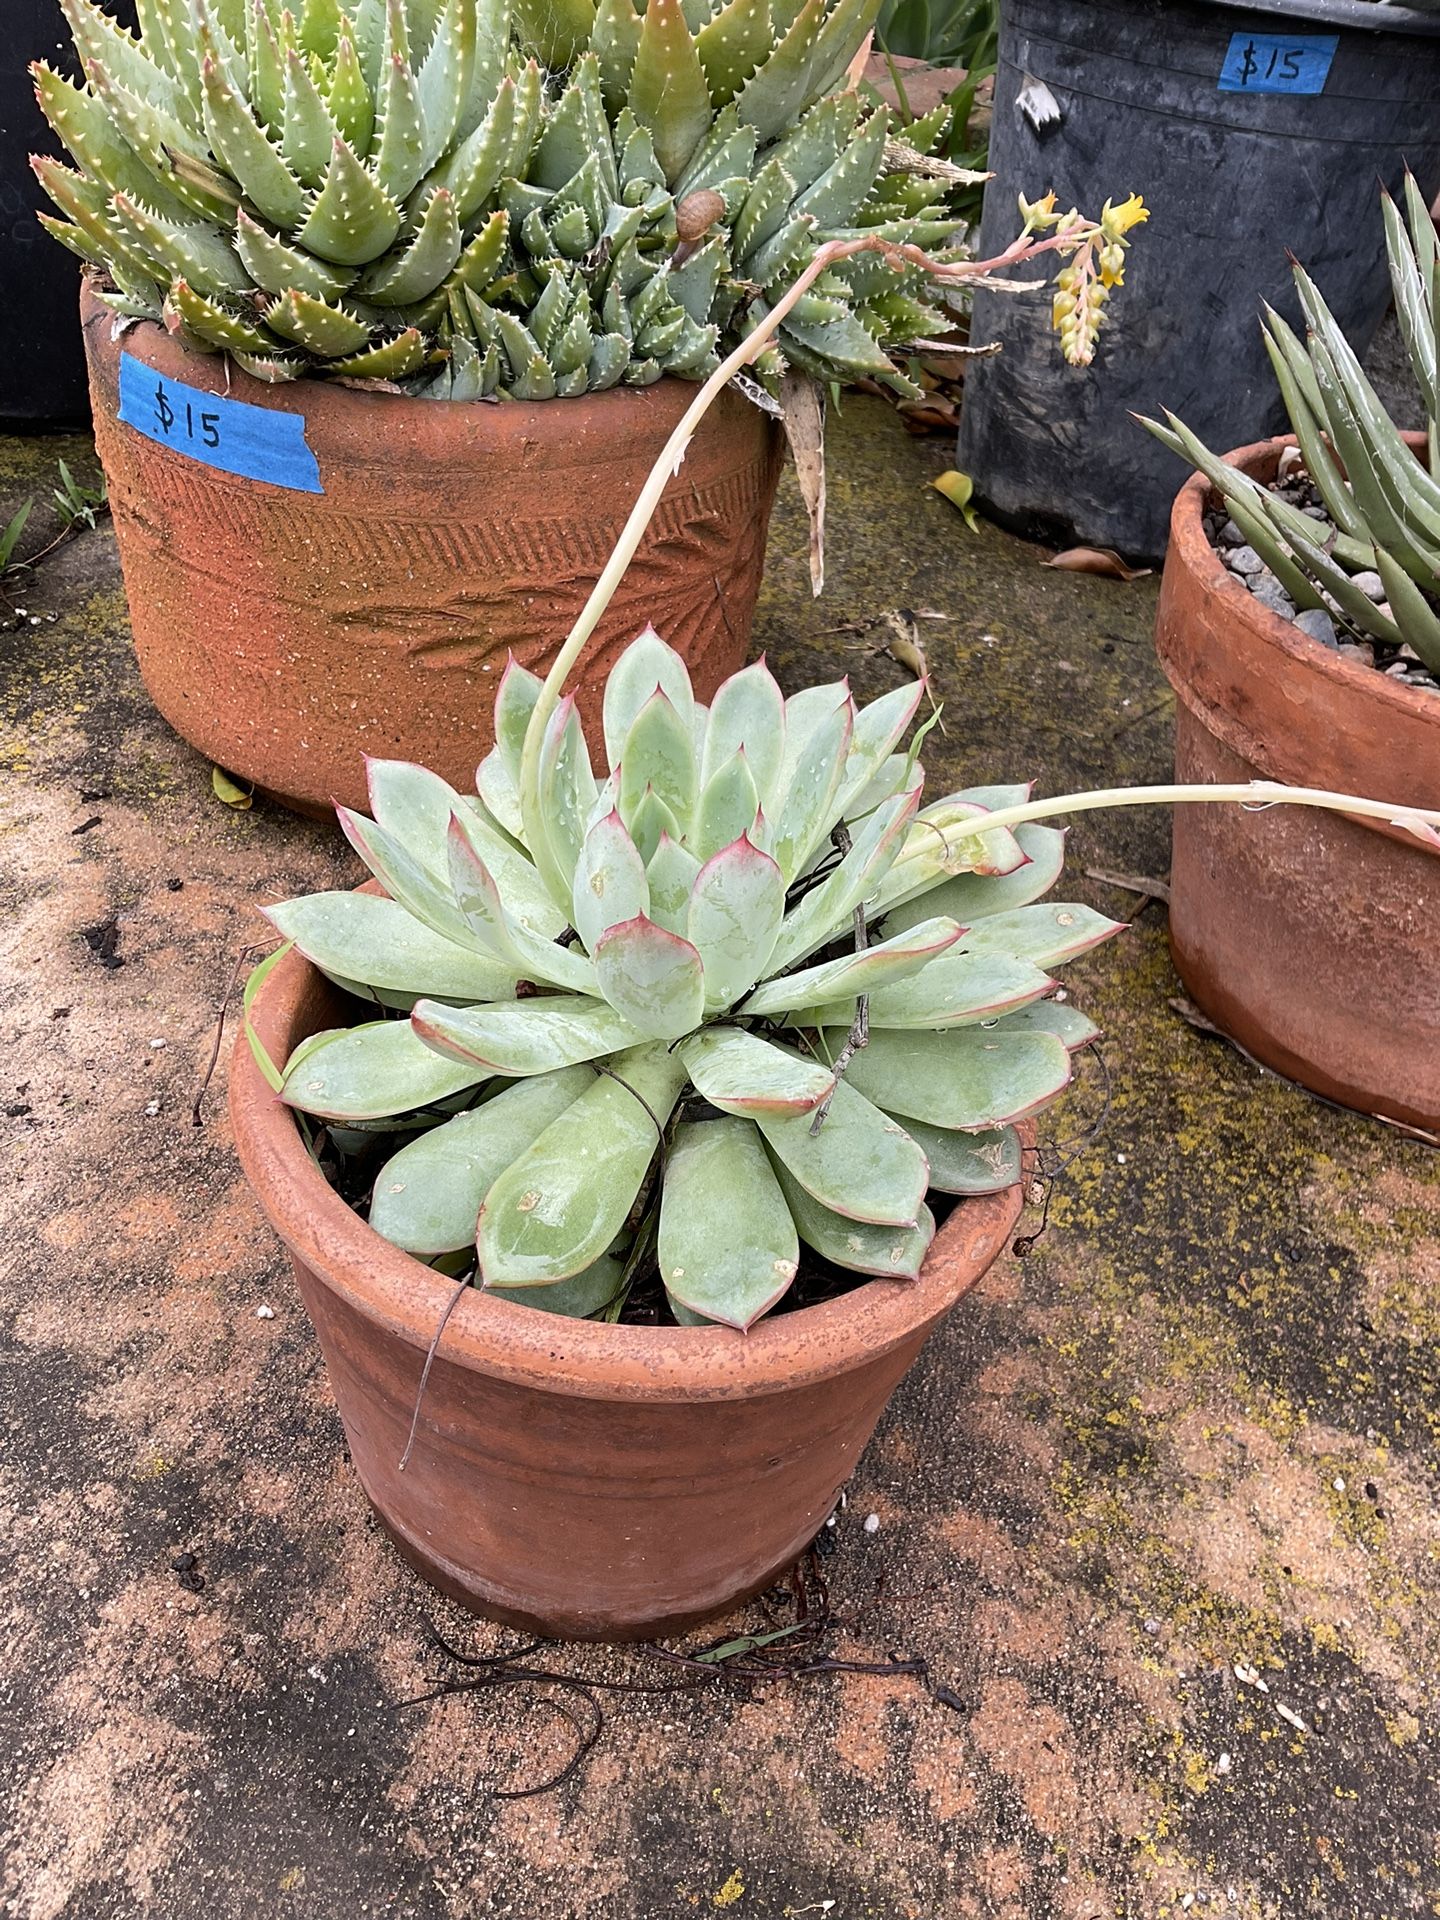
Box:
[1100,193,1149,241]
[1018,188,1059,231]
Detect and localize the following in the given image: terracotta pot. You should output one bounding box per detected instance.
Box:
[81,284,783,817]
[230,943,1025,1641]
[1155,434,1440,1130]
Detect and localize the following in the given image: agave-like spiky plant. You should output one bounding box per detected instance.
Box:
[34,0,965,396]
[264,628,1121,1330]
[1142,176,1440,673]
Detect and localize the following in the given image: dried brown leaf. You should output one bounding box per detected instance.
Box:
[1044,546,1152,581]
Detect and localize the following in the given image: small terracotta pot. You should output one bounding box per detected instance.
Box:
[230,944,1024,1641]
[1156,434,1440,1131]
[81,284,783,817]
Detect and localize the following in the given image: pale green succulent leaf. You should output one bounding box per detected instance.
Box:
[602,625,696,769]
[593,915,706,1038]
[680,1027,834,1115]
[701,655,786,802]
[883,823,1067,937]
[992,1001,1101,1051]
[477,1043,686,1284]
[893,1119,1022,1196]
[747,914,962,1018]
[769,784,919,971]
[769,1155,935,1277]
[659,1119,798,1328]
[573,809,650,952]
[832,676,924,820]
[280,1017,490,1119]
[839,1026,1072,1131]
[413,995,641,1074]
[618,685,697,834]
[644,832,702,935]
[686,833,785,1009]
[960,902,1125,968]
[800,949,1056,1031]
[447,810,598,991]
[339,801,503,951]
[692,749,761,862]
[757,1078,927,1226]
[264,891,519,999]
[370,1065,595,1252]
[769,689,853,883]
[489,1250,626,1316]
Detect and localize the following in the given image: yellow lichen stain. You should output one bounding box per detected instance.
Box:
[712,1870,745,1908]
[277,1868,305,1892]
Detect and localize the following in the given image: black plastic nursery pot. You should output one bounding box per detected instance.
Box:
[1,0,137,430]
[955,0,1440,560]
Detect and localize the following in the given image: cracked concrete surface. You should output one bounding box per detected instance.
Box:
[1,399,1436,1920]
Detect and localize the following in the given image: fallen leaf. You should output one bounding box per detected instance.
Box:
[1044,546,1152,581]
[212,765,254,810]
[899,400,959,436]
[931,469,980,533]
[778,370,827,597]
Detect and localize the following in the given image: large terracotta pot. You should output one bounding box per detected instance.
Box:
[1155,435,1440,1131]
[81,284,783,817]
[230,944,1025,1641]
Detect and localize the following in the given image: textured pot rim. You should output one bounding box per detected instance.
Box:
[80,279,742,446]
[230,939,1026,1405]
[1166,433,1440,732]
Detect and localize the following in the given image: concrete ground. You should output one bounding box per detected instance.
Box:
[1,394,1436,1920]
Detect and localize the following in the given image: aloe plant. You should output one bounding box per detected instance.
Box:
[34,0,971,396]
[266,628,1120,1328]
[1142,177,1440,674]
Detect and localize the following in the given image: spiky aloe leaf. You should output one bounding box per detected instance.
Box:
[733,0,828,144]
[370,1065,595,1252]
[328,327,430,376]
[477,1043,686,1285]
[171,278,280,352]
[696,0,774,105]
[659,1118,798,1328]
[627,0,712,184]
[295,137,402,264]
[266,286,373,353]
[111,192,249,297]
[357,186,462,301]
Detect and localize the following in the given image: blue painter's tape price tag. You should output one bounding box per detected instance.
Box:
[1218,30,1338,94]
[117,351,323,493]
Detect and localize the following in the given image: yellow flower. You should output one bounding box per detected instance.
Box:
[1100,193,1149,241]
[1018,189,1059,232]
